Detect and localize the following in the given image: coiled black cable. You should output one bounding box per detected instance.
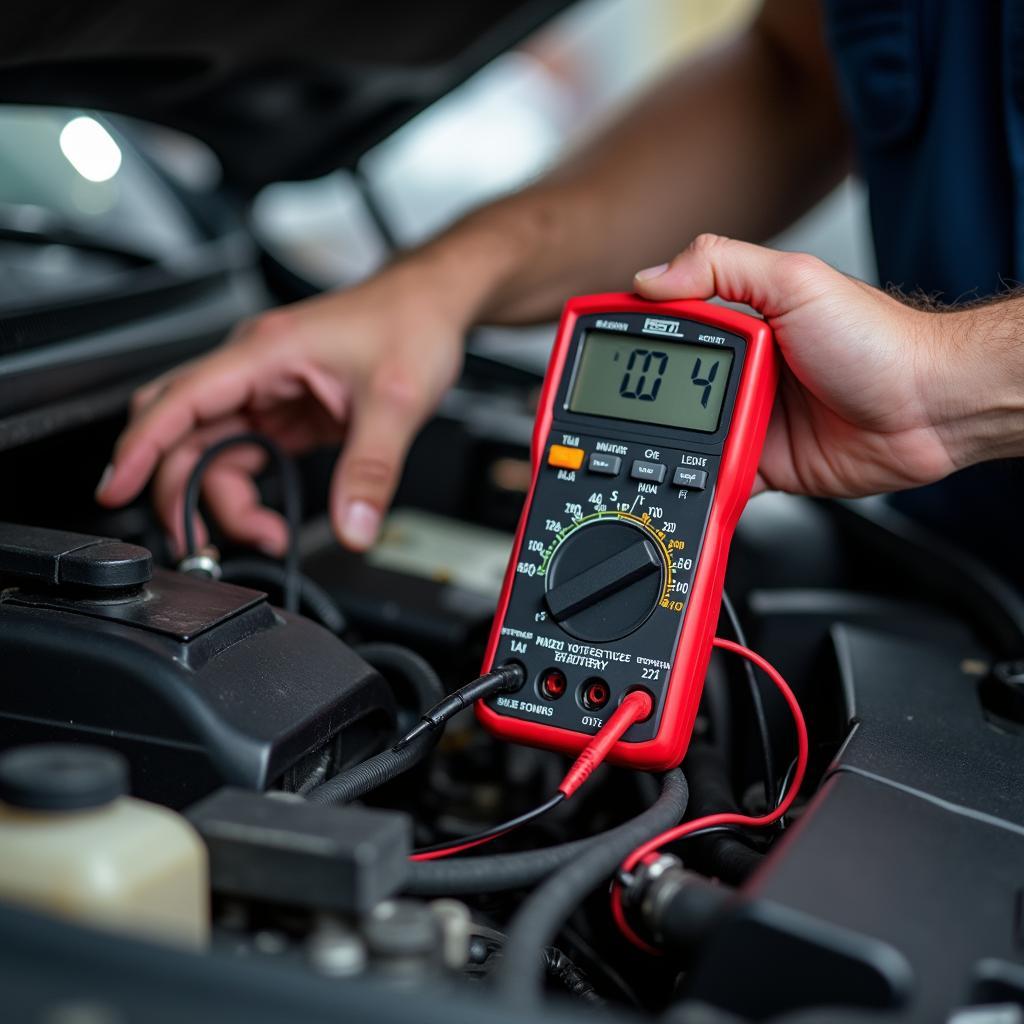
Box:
[494,771,690,1003]
[182,433,302,613]
[356,642,447,727]
[220,558,345,634]
[403,769,687,896]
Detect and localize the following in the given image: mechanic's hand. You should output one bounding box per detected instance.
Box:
[95,262,466,554]
[635,235,972,497]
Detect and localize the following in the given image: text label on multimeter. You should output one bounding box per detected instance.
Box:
[479,293,777,771]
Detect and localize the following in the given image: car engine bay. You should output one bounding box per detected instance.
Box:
[3,414,1024,1024]
[2,4,1024,1022]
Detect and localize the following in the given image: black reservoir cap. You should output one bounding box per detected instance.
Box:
[0,522,152,592]
[187,787,412,914]
[0,744,129,811]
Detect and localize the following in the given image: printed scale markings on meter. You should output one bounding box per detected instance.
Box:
[479,294,777,771]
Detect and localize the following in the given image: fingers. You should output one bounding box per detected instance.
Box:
[329,365,427,551]
[96,345,264,509]
[634,234,832,318]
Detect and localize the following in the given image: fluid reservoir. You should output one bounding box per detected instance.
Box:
[0,744,209,948]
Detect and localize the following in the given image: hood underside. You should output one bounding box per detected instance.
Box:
[0,0,573,192]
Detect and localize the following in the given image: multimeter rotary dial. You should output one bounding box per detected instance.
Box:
[543,518,667,643]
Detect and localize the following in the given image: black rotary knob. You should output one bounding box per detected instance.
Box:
[544,520,664,642]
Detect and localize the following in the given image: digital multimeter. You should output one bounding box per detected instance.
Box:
[478,293,777,771]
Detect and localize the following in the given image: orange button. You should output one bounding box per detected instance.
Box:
[548,444,585,470]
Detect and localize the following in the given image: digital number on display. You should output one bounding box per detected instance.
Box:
[568,330,734,432]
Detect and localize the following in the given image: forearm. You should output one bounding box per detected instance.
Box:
[402,1,850,326]
[924,298,1024,469]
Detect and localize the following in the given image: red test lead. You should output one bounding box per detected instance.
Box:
[610,637,809,953]
[558,689,652,798]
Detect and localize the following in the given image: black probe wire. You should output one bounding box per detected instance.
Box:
[307,662,524,806]
[413,686,652,859]
[774,754,800,830]
[721,590,777,808]
[394,663,526,749]
[412,793,566,857]
[404,771,688,896]
[182,433,302,613]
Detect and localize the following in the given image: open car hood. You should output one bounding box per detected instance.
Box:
[0,0,573,193]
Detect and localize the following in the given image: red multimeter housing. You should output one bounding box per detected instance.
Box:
[478,293,777,771]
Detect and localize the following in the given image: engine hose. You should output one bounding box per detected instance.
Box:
[683,743,764,884]
[403,770,687,896]
[494,770,690,1004]
[219,559,346,634]
[355,643,447,719]
[306,644,445,806]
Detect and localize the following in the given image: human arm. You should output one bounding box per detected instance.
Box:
[95,0,848,552]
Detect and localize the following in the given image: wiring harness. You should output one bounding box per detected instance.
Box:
[175,431,808,1008]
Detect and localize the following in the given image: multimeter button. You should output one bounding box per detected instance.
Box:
[587,453,621,476]
[672,467,708,491]
[630,460,666,484]
[548,444,585,470]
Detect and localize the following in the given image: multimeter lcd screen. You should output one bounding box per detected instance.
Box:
[568,330,734,432]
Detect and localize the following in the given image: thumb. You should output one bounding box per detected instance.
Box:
[633,234,830,320]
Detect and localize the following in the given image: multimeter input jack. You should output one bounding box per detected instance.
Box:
[579,679,611,711]
[538,669,568,701]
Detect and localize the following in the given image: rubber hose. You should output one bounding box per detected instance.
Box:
[220,559,346,634]
[495,769,689,1004]
[356,642,446,719]
[683,743,763,884]
[307,644,445,806]
[404,770,687,896]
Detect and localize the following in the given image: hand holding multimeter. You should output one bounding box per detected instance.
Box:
[480,293,777,771]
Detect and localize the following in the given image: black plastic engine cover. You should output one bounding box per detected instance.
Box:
[680,623,1024,1022]
[0,566,395,807]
